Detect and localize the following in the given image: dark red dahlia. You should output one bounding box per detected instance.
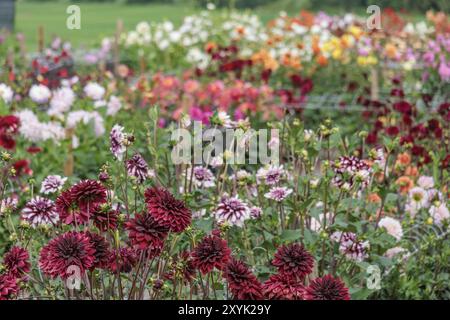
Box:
[3,246,31,278]
[145,187,191,233]
[223,258,264,300]
[12,159,32,176]
[70,179,107,212]
[39,231,96,279]
[56,180,107,225]
[86,232,110,269]
[55,189,89,225]
[272,243,314,280]
[262,274,305,300]
[91,204,119,232]
[0,274,19,300]
[0,115,19,150]
[165,251,196,284]
[108,247,137,273]
[192,233,231,274]
[304,275,350,300]
[125,212,169,250]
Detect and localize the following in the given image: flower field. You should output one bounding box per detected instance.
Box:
[0,5,449,301]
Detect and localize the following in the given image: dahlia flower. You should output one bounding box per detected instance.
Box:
[0,197,18,215]
[14,110,65,143]
[223,258,264,300]
[29,84,51,104]
[262,274,305,300]
[249,206,262,219]
[145,187,191,233]
[91,205,119,232]
[408,187,430,209]
[264,186,293,202]
[214,195,250,227]
[110,124,126,160]
[332,156,372,190]
[21,196,59,227]
[185,166,216,188]
[106,95,122,116]
[56,180,107,225]
[192,233,231,274]
[429,203,449,226]
[3,246,31,278]
[125,212,169,250]
[385,247,408,259]
[256,165,285,185]
[166,251,196,284]
[304,275,350,300]
[48,87,75,116]
[40,175,67,194]
[108,247,137,273]
[0,274,19,300]
[272,243,314,280]
[0,115,19,149]
[0,83,13,104]
[378,217,403,241]
[83,82,105,100]
[417,176,434,190]
[86,232,110,269]
[331,231,369,261]
[126,153,149,184]
[39,231,96,279]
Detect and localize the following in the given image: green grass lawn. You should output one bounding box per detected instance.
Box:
[16,1,199,50]
[15,1,426,51]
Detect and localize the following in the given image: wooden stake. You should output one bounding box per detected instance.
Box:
[38,25,44,53]
[113,19,123,75]
[370,67,379,101]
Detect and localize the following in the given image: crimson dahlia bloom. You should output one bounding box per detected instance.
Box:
[56,180,107,225]
[223,258,264,300]
[166,251,197,284]
[145,187,191,233]
[108,247,137,273]
[39,231,96,279]
[262,274,305,300]
[304,275,350,300]
[0,274,19,300]
[0,115,19,150]
[192,233,231,274]
[70,179,107,212]
[3,246,31,278]
[91,205,119,232]
[272,243,314,281]
[125,212,169,250]
[86,232,110,269]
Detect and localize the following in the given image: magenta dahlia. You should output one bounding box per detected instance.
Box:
[108,247,137,273]
[21,196,59,227]
[125,212,169,250]
[3,246,31,278]
[145,187,191,233]
[304,275,350,300]
[39,231,96,279]
[272,243,314,280]
[192,233,231,274]
[0,274,19,300]
[262,274,305,300]
[223,258,264,300]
